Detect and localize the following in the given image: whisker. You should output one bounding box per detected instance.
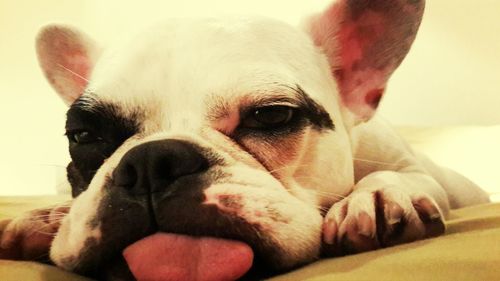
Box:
[316,205,330,211]
[32,252,51,263]
[57,63,89,83]
[352,157,406,168]
[27,223,58,236]
[292,175,335,182]
[36,163,67,168]
[314,192,346,199]
[33,230,59,236]
[28,214,65,220]
[268,164,312,174]
[314,190,343,195]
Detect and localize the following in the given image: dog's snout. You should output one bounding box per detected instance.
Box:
[113,139,209,194]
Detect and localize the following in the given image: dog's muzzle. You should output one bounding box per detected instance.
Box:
[68,139,282,280]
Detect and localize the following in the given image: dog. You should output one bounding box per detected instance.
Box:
[0,0,491,280]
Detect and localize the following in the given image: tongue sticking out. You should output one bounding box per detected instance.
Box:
[123,233,254,281]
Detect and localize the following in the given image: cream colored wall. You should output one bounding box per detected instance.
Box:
[0,0,498,195]
[380,0,500,125]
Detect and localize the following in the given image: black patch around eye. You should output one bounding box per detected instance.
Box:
[234,85,334,140]
[65,96,141,197]
[295,86,335,131]
[67,162,91,197]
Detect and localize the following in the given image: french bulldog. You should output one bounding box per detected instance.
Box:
[0,0,491,280]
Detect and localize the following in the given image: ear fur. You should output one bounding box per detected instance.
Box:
[36,25,101,105]
[306,0,425,120]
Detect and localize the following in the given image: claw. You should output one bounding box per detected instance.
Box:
[322,218,337,245]
[322,190,446,257]
[414,198,441,223]
[385,202,404,226]
[0,220,17,249]
[357,212,374,238]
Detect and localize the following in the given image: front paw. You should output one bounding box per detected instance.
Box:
[0,205,69,261]
[322,188,445,256]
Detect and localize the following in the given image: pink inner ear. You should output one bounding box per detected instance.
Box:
[48,33,92,102]
[60,48,91,90]
[309,0,425,119]
[333,7,398,117]
[37,26,97,105]
[335,10,386,75]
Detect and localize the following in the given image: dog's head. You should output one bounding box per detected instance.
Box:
[37,0,424,278]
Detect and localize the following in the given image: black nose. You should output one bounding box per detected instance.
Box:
[113,139,209,195]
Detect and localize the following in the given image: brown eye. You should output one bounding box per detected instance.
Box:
[68,130,102,144]
[240,106,296,129]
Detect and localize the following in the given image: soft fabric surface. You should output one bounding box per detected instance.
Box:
[0,197,499,280]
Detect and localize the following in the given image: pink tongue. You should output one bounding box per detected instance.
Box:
[123,233,254,281]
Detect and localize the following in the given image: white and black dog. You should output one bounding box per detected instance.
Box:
[0,0,490,280]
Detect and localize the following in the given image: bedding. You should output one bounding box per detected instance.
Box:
[1,126,499,280]
[0,197,499,280]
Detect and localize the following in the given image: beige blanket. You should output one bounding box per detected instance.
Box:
[0,197,499,280]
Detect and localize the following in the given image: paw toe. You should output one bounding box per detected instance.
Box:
[322,218,338,245]
[413,197,445,237]
[340,212,379,254]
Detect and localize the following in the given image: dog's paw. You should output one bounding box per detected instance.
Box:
[0,205,69,261]
[322,188,445,256]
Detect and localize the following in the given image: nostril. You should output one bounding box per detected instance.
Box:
[114,164,138,189]
[152,153,209,182]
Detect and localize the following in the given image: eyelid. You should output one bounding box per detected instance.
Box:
[66,130,104,143]
[65,128,93,135]
[240,101,301,116]
[65,129,104,142]
[240,93,302,107]
[255,102,300,108]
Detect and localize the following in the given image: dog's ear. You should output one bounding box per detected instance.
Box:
[36,25,101,106]
[306,0,425,120]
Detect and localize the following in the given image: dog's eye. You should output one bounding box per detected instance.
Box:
[241,106,296,129]
[67,130,102,144]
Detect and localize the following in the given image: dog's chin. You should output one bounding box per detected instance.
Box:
[54,218,310,281]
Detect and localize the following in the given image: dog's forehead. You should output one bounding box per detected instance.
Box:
[84,17,339,130]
